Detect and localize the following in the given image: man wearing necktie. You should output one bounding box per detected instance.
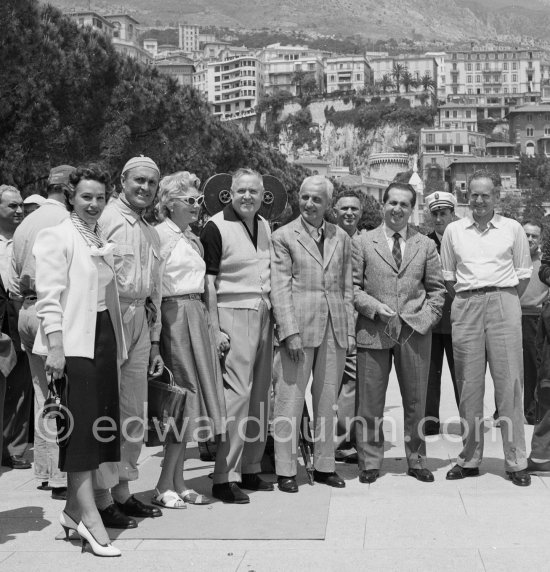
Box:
[353,182,445,484]
[271,175,355,493]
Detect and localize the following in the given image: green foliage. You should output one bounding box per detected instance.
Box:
[284,108,320,151]
[323,97,435,135]
[0,0,307,203]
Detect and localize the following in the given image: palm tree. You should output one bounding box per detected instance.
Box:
[420,72,436,92]
[378,74,394,94]
[401,69,414,93]
[291,69,307,97]
[391,62,406,93]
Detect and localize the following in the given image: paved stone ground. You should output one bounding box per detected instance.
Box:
[1,361,548,572]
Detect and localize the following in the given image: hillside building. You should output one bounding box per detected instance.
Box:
[435,103,478,131]
[258,44,325,96]
[444,48,541,109]
[193,55,260,120]
[155,55,195,86]
[66,11,114,37]
[507,103,550,156]
[178,24,199,52]
[325,55,373,93]
[367,53,438,94]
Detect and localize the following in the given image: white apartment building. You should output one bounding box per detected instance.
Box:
[194,56,260,119]
[436,103,478,131]
[445,48,541,98]
[258,44,325,96]
[367,53,438,93]
[67,11,114,37]
[179,24,199,53]
[325,55,373,93]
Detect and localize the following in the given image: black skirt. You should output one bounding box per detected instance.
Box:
[58,310,120,472]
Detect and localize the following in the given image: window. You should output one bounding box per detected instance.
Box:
[527,114,533,122]
[513,87,517,93]
[356,74,361,81]
[468,88,473,94]
[512,62,517,70]
[512,74,517,82]
[445,111,450,118]
[330,75,335,81]
[466,110,472,118]
[427,133,434,143]
[476,75,481,83]
[467,75,472,83]
[527,127,534,136]
[476,63,481,71]
[453,110,458,118]
[545,126,550,135]
[503,74,508,82]
[453,63,457,70]
[467,63,472,71]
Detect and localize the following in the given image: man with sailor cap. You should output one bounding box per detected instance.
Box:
[423,191,459,436]
[93,156,165,527]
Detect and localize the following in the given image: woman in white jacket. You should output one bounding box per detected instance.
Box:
[33,165,126,557]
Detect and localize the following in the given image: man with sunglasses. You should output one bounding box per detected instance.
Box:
[353,182,445,484]
[201,168,273,504]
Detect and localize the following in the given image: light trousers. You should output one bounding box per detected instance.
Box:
[452,288,527,472]
[18,301,66,486]
[94,303,149,490]
[212,301,273,484]
[274,320,346,477]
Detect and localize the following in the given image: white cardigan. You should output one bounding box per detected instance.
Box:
[32,219,127,360]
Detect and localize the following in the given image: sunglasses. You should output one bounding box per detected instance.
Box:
[173,194,204,207]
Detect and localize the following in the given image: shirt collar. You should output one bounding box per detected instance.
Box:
[0,234,12,245]
[301,216,326,237]
[466,211,502,229]
[165,217,182,235]
[115,197,141,225]
[383,223,407,241]
[44,198,67,209]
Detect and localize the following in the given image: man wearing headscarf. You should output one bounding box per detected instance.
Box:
[93,156,164,528]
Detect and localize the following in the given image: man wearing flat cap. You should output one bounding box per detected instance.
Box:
[93,156,164,527]
[423,191,459,436]
[10,165,75,491]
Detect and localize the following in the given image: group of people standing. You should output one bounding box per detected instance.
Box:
[0,159,548,558]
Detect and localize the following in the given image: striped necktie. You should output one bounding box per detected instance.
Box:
[392,233,402,269]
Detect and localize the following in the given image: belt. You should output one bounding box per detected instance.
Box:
[463,286,505,294]
[119,297,146,306]
[162,293,202,302]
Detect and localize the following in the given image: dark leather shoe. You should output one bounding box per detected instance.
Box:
[99,503,138,529]
[527,458,550,472]
[2,455,31,469]
[116,495,162,518]
[407,468,434,482]
[313,470,345,488]
[241,473,274,491]
[446,464,480,480]
[51,487,67,501]
[359,469,380,484]
[277,476,298,493]
[212,482,250,504]
[506,469,531,487]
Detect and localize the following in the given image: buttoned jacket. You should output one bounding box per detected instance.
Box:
[271,217,354,349]
[353,225,445,349]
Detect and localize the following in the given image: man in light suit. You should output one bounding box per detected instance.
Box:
[353,182,445,484]
[271,175,355,493]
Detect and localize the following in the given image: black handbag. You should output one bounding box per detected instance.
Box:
[146,367,187,447]
[43,373,70,445]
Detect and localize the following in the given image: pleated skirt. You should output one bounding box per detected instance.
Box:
[160,298,226,443]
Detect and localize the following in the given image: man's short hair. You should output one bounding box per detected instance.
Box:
[300,175,334,200]
[0,185,20,202]
[522,219,542,231]
[231,168,264,192]
[467,169,501,193]
[382,182,417,208]
[333,188,364,208]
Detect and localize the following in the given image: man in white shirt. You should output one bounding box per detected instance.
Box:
[441,170,532,486]
[10,165,74,492]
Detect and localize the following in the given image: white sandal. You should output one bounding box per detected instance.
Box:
[152,488,187,509]
[179,489,214,505]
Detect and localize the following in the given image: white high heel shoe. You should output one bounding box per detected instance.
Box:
[77,521,121,557]
[59,511,78,540]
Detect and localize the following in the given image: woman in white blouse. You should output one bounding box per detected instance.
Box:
[33,165,126,557]
[153,171,225,508]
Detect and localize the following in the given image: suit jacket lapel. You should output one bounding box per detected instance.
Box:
[295,220,323,266]
[400,227,421,273]
[323,224,338,269]
[373,225,398,272]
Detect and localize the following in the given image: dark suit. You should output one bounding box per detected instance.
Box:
[1,278,32,462]
[425,231,459,429]
[353,225,445,470]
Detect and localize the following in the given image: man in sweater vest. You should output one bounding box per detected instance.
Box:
[271,176,355,493]
[201,168,274,504]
